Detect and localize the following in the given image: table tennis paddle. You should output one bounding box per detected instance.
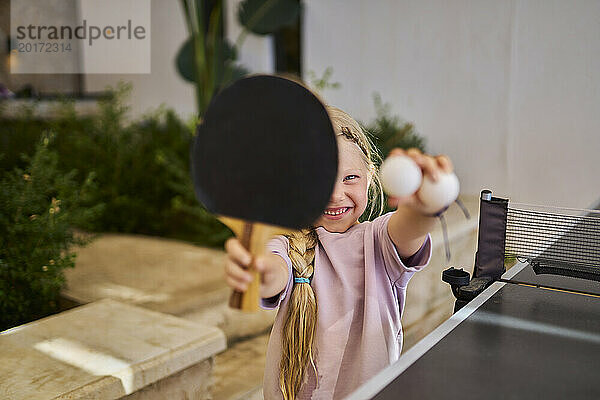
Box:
[191,75,338,312]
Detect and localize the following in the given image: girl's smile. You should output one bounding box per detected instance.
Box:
[322,206,353,219]
[316,138,371,233]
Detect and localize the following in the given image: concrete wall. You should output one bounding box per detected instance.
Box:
[303,0,600,208]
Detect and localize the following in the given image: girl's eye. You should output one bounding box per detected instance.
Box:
[343,175,359,182]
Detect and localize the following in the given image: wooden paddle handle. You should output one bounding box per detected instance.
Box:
[228,222,261,311]
[220,217,294,312]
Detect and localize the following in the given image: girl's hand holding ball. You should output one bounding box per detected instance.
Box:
[380,148,458,214]
[379,155,422,197]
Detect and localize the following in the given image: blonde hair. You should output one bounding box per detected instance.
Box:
[327,106,384,221]
[279,106,384,399]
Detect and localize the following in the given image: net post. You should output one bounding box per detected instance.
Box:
[473,190,508,279]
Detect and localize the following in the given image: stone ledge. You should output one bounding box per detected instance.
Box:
[121,359,214,400]
[63,233,277,344]
[0,299,226,400]
[62,234,228,315]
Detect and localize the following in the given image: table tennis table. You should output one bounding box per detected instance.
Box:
[348,191,600,400]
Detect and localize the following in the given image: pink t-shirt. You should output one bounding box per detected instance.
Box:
[261,212,432,399]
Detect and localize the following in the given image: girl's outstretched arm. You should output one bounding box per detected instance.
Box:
[386,149,454,258]
[224,238,290,298]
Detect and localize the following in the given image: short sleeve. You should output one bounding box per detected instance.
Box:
[260,235,294,310]
[372,212,432,288]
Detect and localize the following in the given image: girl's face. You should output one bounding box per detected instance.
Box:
[315,138,371,233]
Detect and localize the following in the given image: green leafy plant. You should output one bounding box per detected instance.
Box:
[306,67,341,94]
[238,0,300,35]
[0,84,232,246]
[0,134,103,330]
[365,93,427,160]
[362,94,427,215]
[176,0,301,115]
[176,0,248,115]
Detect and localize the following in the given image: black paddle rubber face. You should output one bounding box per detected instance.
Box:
[191,75,338,229]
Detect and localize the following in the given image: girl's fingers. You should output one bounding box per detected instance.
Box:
[386,147,453,181]
[253,256,268,273]
[405,147,423,155]
[225,258,253,284]
[388,148,406,157]
[226,275,248,292]
[405,149,439,181]
[225,237,252,266]
[435,155,453,173]
[421,156,440,181]
[387,196,400,209]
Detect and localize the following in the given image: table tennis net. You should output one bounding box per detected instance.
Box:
[473,191,600,282]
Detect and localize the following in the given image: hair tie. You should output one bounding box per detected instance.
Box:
[294,277,310,284]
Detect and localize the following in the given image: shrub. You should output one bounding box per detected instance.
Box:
[364,93,427,160]
[362,94,428,216]
[0,134,103,330]
[0,83,232,247]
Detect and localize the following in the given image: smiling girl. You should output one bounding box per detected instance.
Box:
[224,106,453,399]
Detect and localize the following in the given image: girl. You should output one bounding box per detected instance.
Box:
[225,106,453,399]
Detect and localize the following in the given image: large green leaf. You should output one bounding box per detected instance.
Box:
[176,37,196,83]
[238,0,300,36]
[176,36,248,88]
[215,62,249,90]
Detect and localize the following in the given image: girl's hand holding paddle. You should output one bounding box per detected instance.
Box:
[224,238,289,299]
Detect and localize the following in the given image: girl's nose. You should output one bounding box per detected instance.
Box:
[329,183,345,203]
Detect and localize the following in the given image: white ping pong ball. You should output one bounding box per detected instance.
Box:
[417,172,460,213]
[379,156,423,197]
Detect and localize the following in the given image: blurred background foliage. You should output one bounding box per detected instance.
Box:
[1,83,231,247]
[0,134,102,330]
[0,83,231,328]
[365,93,427,158]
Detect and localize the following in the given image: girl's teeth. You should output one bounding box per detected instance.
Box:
[325,207,348,216]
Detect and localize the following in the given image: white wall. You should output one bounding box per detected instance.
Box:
[82,0,600,208]
[84,0,273,120]
[507,1,600,207]
[85,0,195,119]
[303,0,600,208]
[224,0,274,74]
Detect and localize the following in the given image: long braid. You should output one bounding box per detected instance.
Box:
[279,228,319,400]
[278,106,384,398]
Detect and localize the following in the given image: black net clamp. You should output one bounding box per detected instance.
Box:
[443,267,495,312]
